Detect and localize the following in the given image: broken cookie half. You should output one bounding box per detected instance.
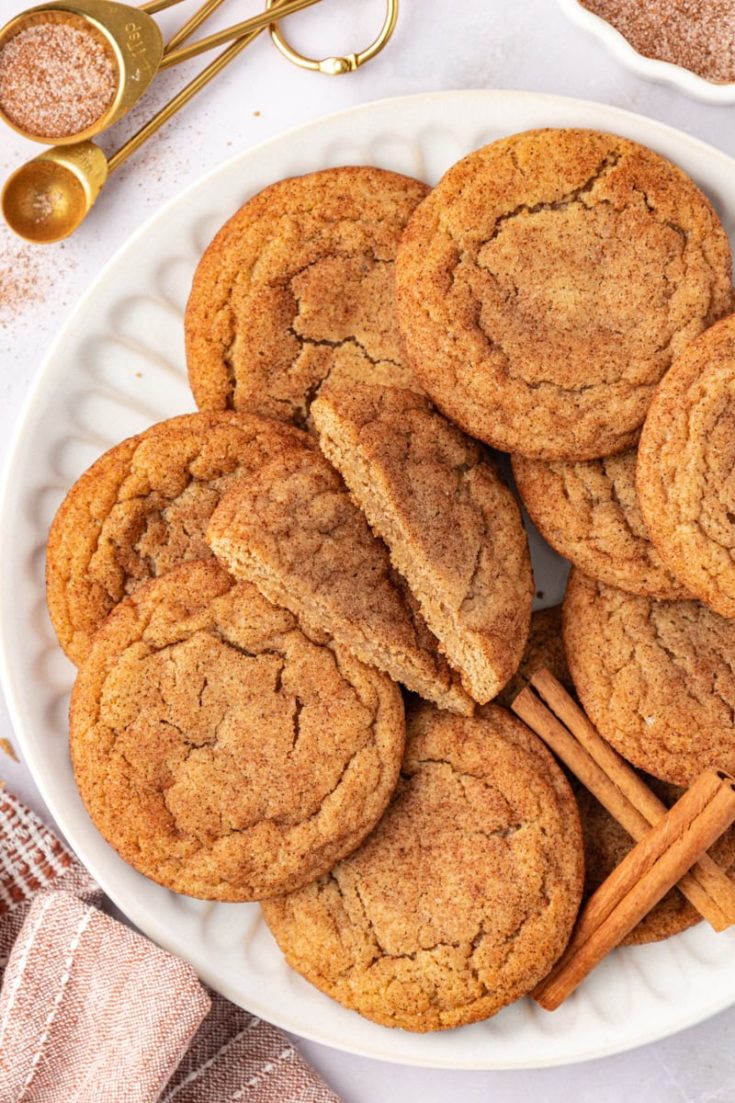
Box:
[207,444,473,715]
[312,384,533,703]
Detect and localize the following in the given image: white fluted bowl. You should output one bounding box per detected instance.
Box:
[558,0,735,105]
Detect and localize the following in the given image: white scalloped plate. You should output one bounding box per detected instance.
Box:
[2,91,735,1070]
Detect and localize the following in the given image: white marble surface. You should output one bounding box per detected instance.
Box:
[1,0,735,1098]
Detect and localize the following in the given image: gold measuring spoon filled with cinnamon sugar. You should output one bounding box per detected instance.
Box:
[0,0,166,145]
[1,16,251,244]
[0,0,332,146]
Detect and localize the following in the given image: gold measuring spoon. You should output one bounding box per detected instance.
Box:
[2,0,399,243]
[0,0,322,145]
[0,0,166,145]
[2,27,259,243]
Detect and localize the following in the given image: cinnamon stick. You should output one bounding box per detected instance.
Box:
[512,671,735,931]
[533,670,684,829]
[534,769,735,1010]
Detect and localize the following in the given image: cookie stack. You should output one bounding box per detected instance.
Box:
[46,129,735,1032]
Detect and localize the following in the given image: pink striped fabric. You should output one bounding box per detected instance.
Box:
[0,891,211,1101]
[0,790,101,982]
[0,788,342,1103]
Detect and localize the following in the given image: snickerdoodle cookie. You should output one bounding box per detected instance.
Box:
[638,315,735,618]
[563,570,735,785]
[185,167,428,428]
[46,411,309,666]
[311,385,533,703]
[496,605,571,708]
[70,561,405,901]
[513,450,690,599]
[207,446,473,715]
[395,128,732,460]
[262,703,583,1031]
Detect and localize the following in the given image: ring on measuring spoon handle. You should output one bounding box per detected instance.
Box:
[0,0,163,145]
[266,0,398,74]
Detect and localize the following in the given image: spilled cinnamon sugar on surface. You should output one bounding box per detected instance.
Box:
[582,0,735,82]
[0,236,46,323]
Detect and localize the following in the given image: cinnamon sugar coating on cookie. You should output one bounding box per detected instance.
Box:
[495,605,572,708]
[185,167,428,428]
[312,385,532,703]
[513,450,691,599]
[638,315,735,618]
[396,128,732,460]
[207,446,473,715]
[262,703,583,1031]
[70,561,405,901]
[563,570,735,785]
[46,411,309,666]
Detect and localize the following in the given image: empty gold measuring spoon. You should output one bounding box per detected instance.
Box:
[2,0,399,243]
[0,0,321,145]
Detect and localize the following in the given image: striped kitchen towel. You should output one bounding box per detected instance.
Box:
[0,788,341,1103]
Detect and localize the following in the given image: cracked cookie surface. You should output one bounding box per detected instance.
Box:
[185,167,428,428]
[563,570,735,785]
[46,411,309,666]
[395,128,732,460]
[311,385,533,703]
[207,445,473,715]
[638,315,735,617]
[70,561,405,901]
[262,702,583,1031]
[513,449,691,599]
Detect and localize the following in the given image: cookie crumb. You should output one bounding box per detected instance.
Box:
[0,737,18,761]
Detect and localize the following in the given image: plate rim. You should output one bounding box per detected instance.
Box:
[2,88,735,1070]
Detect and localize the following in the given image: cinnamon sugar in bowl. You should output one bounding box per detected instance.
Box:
[558,0,735,104]
[0,8,120,142]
